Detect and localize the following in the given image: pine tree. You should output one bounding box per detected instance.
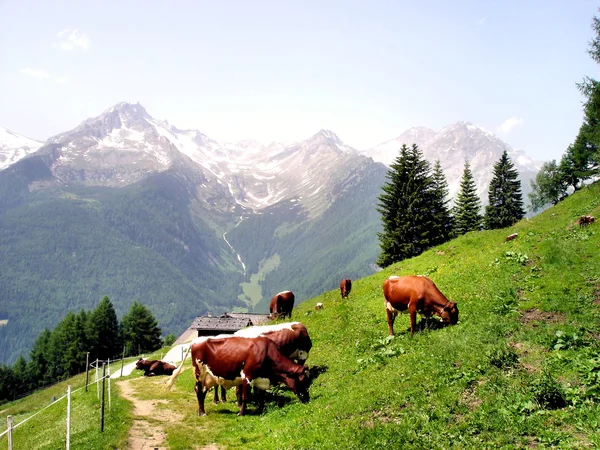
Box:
[376,144,437,267]
[27,328,52,388]
[453,162,483,236]
[430,160,454,244]
[121,300,162,356]
[484,150,525,229]
[87,296,121,361]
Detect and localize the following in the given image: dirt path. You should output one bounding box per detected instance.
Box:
[117,378,184,450]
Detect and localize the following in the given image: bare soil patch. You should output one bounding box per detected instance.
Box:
[520,309,566,325]
[117,377,184,450]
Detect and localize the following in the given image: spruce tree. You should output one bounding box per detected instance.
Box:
[453,162,483,236]
[87,296,121,361]
[121,301,162,356]
[377,144,437,267]
[484,150,525,230]
[430,160,454,245]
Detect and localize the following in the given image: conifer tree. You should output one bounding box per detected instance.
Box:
[121,300,162,356]
[87,296,121,360]
[453,162,483,236]
[377,144,437,267]
[430,160,454,244]
[484,150,525,229]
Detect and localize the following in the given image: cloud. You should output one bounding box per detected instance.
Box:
[19,68,52,79]
[20,68,68,83]
[498,117,524,133]
[56,28,91,51]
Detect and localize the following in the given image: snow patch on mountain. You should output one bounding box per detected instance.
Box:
[0,127,43,170]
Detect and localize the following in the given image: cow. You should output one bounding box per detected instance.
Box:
[269,291,295,319]
[135,358,177,376]
[166,336,310,416]
[383,275,459,336]
[578,215,595,228]
[204,322,313,404]
[505,233,518,242]
[340,278,352,299]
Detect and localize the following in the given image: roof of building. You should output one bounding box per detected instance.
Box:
[190,315,253,332]
[223,312,271,326]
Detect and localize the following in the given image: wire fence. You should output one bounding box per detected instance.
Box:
[0,361,115,449]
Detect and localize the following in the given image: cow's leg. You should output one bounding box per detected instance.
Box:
[238,380,250,416]
[220,386,227,403]
[236,385,243,407]
[386,309,396,336]
[255,388,266,413]
[409,303,418,336]
[213,386,220,404]
[195,382,208,416]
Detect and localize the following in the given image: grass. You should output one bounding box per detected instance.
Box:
[3,182,600,449]
[0,368,131,450]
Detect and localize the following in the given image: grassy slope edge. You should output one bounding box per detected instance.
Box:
[2,181,600,449]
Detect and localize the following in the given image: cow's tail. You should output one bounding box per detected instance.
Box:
[165,344,192,390]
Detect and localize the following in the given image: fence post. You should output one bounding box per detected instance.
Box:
[7,415,12,450]
[85,352,90,392]
[120,347,125,377]
[100,363,106,432]
[66,385,71,450]
[108,362,112,410]
[96,359,100,399]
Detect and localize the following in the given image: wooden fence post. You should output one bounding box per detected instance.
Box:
[85,352,90,392]
[66,385,71,450]
[6,415,12,450]
[120,347,125,377]
[100,363,106,432]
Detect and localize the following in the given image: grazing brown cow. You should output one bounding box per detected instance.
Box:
[167,336,310,416]
[383,275,459,336]
[269,291,295,319]
[340,278,352,299]
[135,358,177,376]
[578,215,595,227]
[208,322,314,404]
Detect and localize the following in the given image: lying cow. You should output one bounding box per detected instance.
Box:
[578,215,595,228]
[340,278,352,299]
[383,275,459,336]
[136,358,177,376]
[167,336,310,416]
[269,291,295,319]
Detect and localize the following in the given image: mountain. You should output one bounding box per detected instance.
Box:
[0,102,386,364]
[0,126,43,171]
[364,121,541,204]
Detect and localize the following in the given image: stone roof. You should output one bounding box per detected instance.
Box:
[223,312,271,326]
[190,315,253,332]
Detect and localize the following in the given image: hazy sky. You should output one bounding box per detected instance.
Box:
[1,1,598,161]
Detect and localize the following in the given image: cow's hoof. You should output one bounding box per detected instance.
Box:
[198,412,206,417]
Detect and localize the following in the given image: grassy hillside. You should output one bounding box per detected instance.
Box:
[3,181,600,449]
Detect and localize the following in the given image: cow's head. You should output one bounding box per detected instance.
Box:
[283,367,311,403]
[441,302,459,325]
[135,358,147,370]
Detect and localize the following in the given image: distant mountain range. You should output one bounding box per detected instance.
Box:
[0,103,541,364]
[363,121,540,202]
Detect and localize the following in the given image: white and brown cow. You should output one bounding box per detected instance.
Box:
[269,291,295,319]
[167,336,310,416]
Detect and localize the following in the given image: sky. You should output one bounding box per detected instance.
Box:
[1,1,599,162]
